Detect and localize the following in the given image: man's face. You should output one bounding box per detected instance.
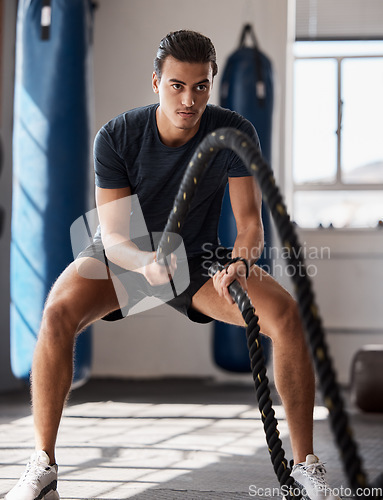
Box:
[152,56,213,141]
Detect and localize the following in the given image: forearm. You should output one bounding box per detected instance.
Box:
[232,222,264,266]
[102,233,153,273]
[103,232,177,286]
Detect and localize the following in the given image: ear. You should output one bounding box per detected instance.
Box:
[152,71,160,94]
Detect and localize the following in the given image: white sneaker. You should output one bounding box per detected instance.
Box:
[288,454,342,500]
[5,450,59,500]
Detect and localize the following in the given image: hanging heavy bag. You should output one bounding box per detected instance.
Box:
[215,24,274,372]
[10,0,94,386]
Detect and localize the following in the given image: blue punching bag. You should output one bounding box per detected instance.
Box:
[11,0,94,385]
[214,24,274,372]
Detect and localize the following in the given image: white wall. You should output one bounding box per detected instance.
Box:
[281,1,383,384]
[2,0,377,388]
[297,229,383,385]
[92,0,289,182]
[91,1,383,386]
[91,0,292,381]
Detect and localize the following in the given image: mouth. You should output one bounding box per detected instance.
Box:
[177,111,196,118]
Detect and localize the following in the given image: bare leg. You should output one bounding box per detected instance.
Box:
[191,265,315,464]
[31,258,128,464]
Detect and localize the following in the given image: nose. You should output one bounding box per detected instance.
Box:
[181,90,195,108]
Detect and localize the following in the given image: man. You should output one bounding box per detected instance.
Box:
[6,30,341,500]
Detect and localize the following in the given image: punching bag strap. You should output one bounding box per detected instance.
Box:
[239,23,266,103]
[41,0,52,40]
[239,23,259,48]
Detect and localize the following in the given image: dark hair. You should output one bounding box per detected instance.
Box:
[154,30,218,79]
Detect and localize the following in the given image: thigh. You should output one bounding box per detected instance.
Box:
[45,257,129,332]
[191,264,295,335]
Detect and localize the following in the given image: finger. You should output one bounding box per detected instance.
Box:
[218,271,228,298]
[212,271,221,288]
[214,273,224,298]
[215,272,231,303]
[162,255,176,277]
[216,280,224,298]
[240,277,248,291]
[170,253,177,270]
[221,273,235,290]
[223,285,234,304]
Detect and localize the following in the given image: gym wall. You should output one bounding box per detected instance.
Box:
[90,0,383,384]
[89,0,292,382]
[2,0,380,389]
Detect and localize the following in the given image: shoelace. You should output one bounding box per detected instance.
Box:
[19,459,51,488]
[296,461,332,491]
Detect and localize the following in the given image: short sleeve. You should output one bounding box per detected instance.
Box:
[227,118,261,178]
[94,128,130,189]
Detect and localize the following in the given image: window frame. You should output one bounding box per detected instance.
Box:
[290,42,383,228]
[293,51,383,193]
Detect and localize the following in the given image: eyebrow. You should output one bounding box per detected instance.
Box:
[168,78,211,86]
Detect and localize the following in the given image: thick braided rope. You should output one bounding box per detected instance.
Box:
[156,127,380,498]
[208,262,297,498]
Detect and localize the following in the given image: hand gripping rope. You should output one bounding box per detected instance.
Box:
[156,128,383,500]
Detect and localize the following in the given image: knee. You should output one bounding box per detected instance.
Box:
[270,294,303,343]
[40,300,78,345]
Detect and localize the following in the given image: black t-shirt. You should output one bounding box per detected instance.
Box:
[94,103,259,257]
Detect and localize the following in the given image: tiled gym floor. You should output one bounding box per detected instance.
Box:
[1,378,382,499]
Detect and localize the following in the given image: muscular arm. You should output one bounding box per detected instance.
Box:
[229,176,264,265]
[96,186,176,285]
[213,176,264,304]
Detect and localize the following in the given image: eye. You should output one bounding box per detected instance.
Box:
[196,84,208,91]
[172,83,182,90]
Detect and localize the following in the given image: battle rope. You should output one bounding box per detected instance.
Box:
[156,128,382,499]
[208,261,297,498]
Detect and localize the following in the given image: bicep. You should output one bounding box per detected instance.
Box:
[228,176,263,231]
[96,186,132,241]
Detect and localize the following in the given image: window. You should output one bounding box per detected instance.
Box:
[292,41,383,228]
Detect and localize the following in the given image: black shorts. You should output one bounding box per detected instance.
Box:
[77,239,232,324]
